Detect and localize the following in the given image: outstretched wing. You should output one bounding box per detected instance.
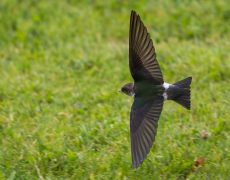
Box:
[130,96,164,168]
[129,10,163,84]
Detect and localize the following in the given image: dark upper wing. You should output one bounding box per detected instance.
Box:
[129,10,163,84]
[130,96,164,168]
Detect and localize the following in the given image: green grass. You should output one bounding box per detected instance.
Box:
[0,0,230,179]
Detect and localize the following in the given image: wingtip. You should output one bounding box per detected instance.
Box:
[132,162,140,169]
[132,164,138,169]
[132,159,144,169]
[131,10,138,16]
[131,10,136,13]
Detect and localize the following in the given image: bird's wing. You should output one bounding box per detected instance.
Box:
[130,96,164,168]
[129,10,163,84]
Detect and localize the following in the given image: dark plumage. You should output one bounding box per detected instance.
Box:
[120,10,192,168]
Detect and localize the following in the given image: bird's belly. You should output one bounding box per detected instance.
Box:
[134,82,164,97]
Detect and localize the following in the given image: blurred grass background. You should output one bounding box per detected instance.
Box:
[0,0,230,179]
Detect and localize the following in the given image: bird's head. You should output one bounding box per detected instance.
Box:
[120,83,134,96]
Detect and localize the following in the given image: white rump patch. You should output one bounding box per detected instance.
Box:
[163,82,171,100]
[163,92,168,100]
[163,82,170,90]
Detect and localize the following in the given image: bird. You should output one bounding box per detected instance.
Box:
[120,10,192,168]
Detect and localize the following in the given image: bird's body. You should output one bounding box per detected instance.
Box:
[120,10,192,168]
[122,82,174,99]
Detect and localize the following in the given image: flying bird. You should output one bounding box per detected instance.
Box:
[120,10,192,168]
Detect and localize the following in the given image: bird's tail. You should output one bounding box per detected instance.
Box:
[173,77,192,110]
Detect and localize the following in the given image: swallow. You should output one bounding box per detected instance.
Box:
[120,10,192,168]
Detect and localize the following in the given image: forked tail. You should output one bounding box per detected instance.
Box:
[173,77,192,110]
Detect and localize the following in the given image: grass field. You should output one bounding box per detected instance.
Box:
[0,0,230,179]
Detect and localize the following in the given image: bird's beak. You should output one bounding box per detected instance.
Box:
[118,89,121,93]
